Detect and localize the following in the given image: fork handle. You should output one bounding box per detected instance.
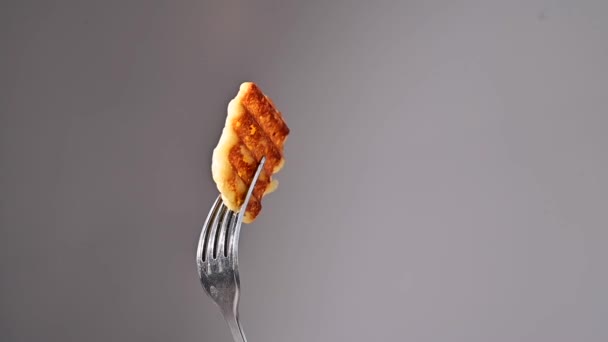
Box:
[224,313,248,342]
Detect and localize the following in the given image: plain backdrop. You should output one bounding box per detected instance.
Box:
[1,1,607,341]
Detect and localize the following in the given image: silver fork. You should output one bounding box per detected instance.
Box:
[196,157,266,342]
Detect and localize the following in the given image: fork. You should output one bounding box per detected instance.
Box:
[196,156,266,342]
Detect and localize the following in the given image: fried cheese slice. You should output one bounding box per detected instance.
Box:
[211,82,289,223]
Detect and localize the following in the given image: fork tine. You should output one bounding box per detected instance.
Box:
[228,156,267,258]
[226,211,240,261]
[215,208,234,258]
[197,195,222,265]
[236,156,267,226]
[206,203,228,261]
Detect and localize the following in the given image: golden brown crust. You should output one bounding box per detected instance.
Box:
[211,82,289,223]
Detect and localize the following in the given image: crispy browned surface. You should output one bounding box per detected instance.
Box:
[211,82,289,223]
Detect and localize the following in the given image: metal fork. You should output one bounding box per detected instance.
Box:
[196,157,266,342]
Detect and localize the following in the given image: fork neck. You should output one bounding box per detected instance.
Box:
[223,312,248,342]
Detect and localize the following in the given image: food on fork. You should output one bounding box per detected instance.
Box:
[211,82,290,223]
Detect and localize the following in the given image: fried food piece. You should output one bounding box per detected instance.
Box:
[211,82,289,223]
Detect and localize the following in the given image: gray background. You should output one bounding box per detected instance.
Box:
[1,1,607,341]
